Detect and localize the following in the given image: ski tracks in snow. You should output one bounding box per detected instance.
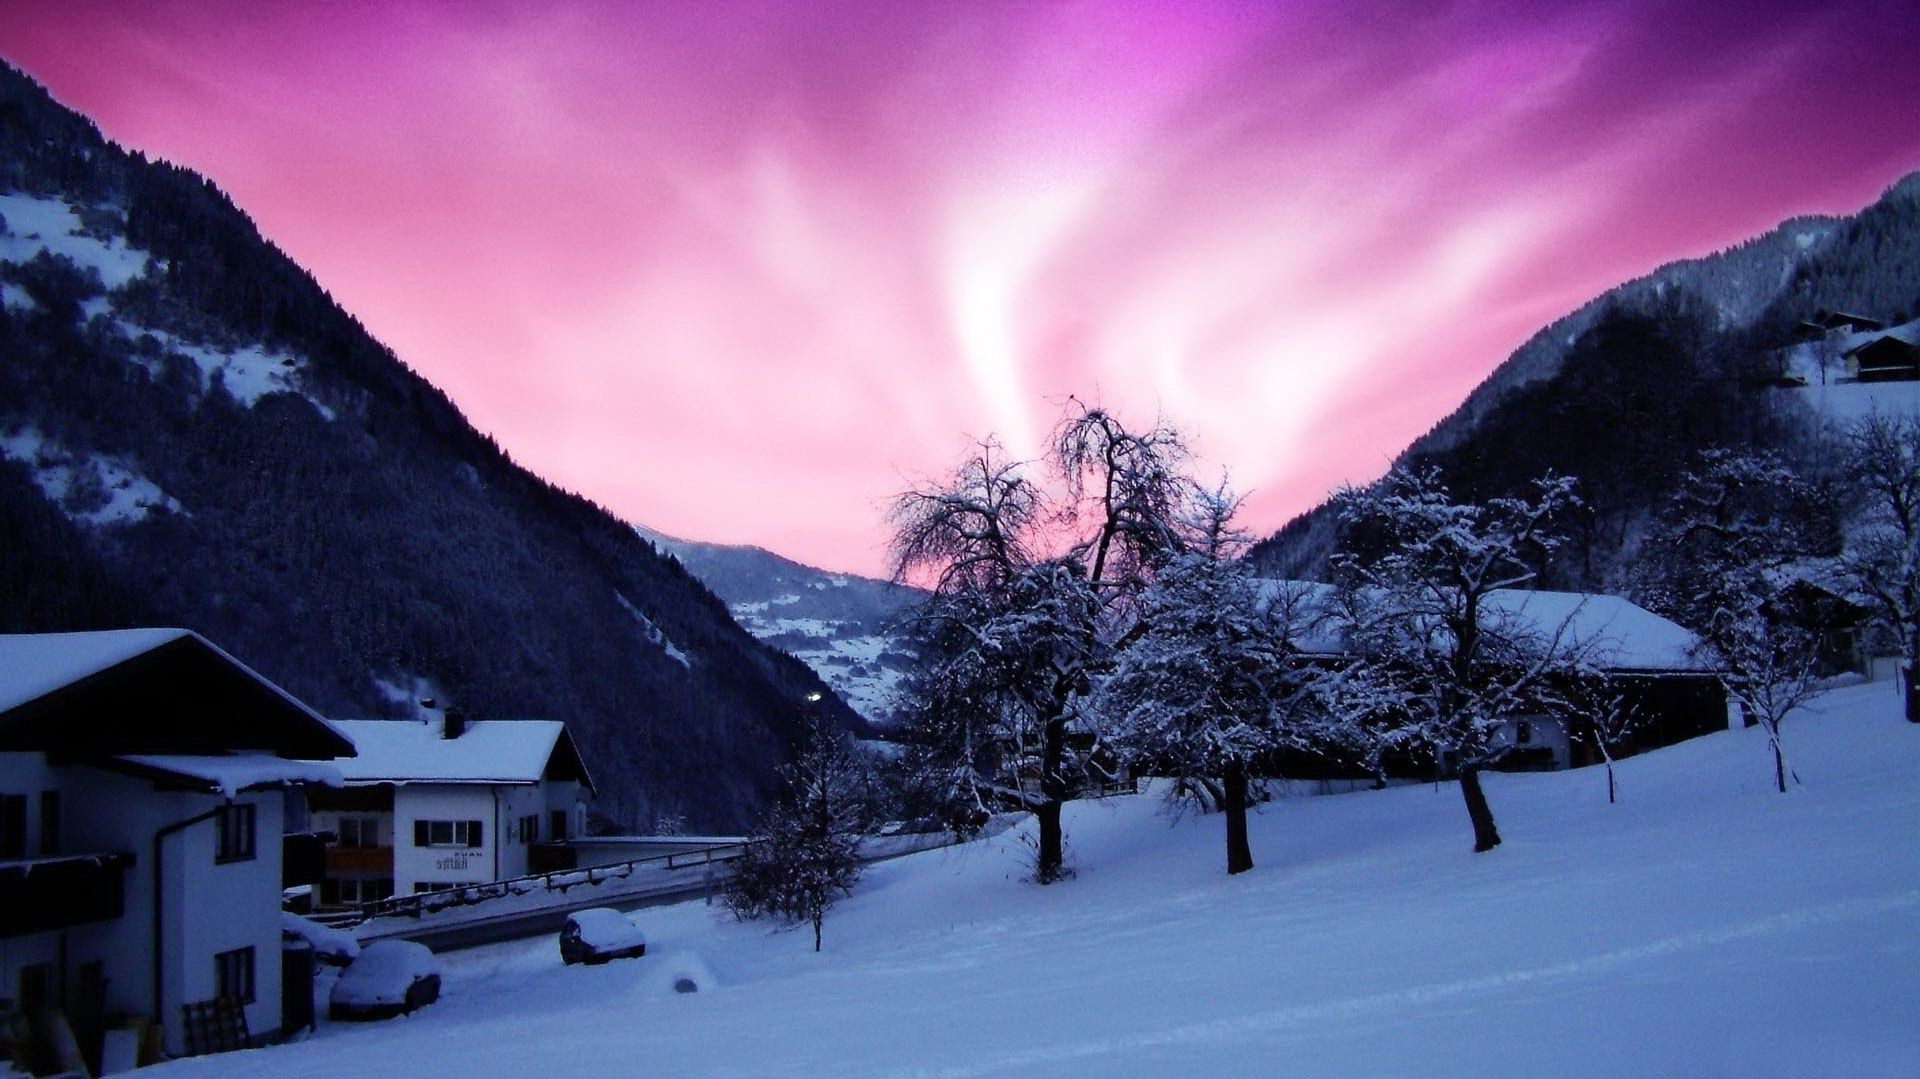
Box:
[890,889,1920,1078]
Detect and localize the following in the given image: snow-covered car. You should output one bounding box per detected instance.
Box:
[560,908,648,965]
[329,939,442,1021]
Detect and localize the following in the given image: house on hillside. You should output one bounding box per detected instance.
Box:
[0,629,353,1066]
[303,717,594,907]
[1251,581,1731,776]
[1796,311,1887,339]
[1844,335,1920,382]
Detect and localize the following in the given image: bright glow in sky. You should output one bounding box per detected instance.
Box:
[5,1,1918,575]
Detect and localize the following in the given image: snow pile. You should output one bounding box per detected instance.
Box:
[0,426,183,526]
[631,950,717,997]
[283,912,362,964]
[150,681,1920,1077]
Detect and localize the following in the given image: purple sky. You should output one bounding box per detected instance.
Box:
[5,1,1918,575]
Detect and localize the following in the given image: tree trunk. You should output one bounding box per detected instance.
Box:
[1606,761,1617,804]
[1223,763,1253,875]
[1904,660,1918,725]
[813,910,823,952]
[1771,732,1788,794]
[1035,711,1068,883]
[1459,764,1501,852]
[1035,800,1064,882]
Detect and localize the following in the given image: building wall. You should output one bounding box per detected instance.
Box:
[311,780,590,898]
[2,757,287,1055]
[393,785,498,891]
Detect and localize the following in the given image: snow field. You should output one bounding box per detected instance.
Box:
[153,681,1919,1077]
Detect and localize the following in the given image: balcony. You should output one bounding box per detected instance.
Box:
[0,851,134,938]
[324,846,394,876]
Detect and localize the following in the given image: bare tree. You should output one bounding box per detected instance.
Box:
[1637,449,1840,791]
[890,406,1192,883]
[1560,676,1650,804]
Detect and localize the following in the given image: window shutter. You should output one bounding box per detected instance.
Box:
[414,820,429,847]
[468,820,483,848]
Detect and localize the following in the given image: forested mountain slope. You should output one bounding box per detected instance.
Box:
[0,63,859,832]
[1249,171,1920,587]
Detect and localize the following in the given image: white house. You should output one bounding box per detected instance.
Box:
[0,629,353,1066]
[305,717,594,906]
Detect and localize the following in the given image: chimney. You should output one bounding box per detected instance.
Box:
[443,710,467,740]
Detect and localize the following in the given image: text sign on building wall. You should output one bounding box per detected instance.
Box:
[434,852,478,873]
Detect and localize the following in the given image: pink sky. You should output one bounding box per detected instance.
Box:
[4,1,1918,576]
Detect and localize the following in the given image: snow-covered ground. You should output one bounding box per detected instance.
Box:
[161,681,1917,1077]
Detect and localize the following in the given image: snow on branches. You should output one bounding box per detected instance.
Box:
[1331,467,1586,851]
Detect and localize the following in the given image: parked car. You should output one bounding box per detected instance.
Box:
[329,939,442,1021]
[560,908,649,965]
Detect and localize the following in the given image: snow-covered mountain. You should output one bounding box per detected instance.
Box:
[0,63,861,832]
[640,529,921,727]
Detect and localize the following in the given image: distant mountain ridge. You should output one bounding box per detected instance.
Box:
[1249,169,1920,586]
[0,62,860,832]
[639,528,920,727]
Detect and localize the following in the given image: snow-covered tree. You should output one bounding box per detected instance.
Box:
[890,405,1193,883]
[1333,467,1584,852]
[724,716,875,951]
[1637,450,1839,792]
[1841,413,1920,723]
[1094,486,1339,875]
[1559,675,1649,804]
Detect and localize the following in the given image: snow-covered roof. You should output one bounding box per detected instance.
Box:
[1484,590,1707,672]
[106,754,343,797]
[0,629,355,758]
[0,628,192,715]
[1252,580,1711,672]
[324,718,594,790]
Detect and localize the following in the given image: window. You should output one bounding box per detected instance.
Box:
[1516,721,1534,745]
[215,803,257,863]
[519,814,540,844]
[214,946,255,1004]
[17,964,53,1012]
[550,809,568,842]
[412,881,479,894]
[0,794,25,860]
[334,877,394,904]
[412,819,482,848]
[337,817,383,849]
[39,791,59,856]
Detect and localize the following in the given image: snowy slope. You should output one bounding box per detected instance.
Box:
[641,528,920,725]
[156,681,1919,1077]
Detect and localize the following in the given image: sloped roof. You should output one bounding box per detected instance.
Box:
[325,718,595,792]
[0,628,191,714]
[1252,580,1712,673]
[103,754,343,796]
[0,629,355,758]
